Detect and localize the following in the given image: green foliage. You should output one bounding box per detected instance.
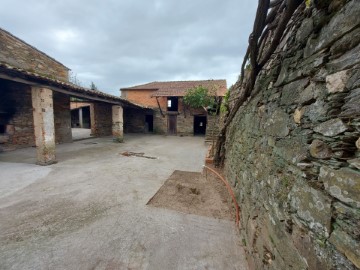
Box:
[305,0,311,8]
[220,90,230,114]
[183,86,215,109]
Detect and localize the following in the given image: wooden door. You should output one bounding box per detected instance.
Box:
[167,115,177,135]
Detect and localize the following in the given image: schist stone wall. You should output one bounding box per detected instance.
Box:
[224,1,360,269]
[0,28,69,81]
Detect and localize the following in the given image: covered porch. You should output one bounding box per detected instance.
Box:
[0,63,148,165]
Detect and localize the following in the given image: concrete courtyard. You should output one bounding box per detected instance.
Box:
[0,135,248,270]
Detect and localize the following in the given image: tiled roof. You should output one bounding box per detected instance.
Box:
[121,80,227,97]
[0,27,69,70]
[0,62,149,109]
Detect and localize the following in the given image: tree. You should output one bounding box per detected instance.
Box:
[90,81,98,90]
[183,86,216,112]
[69,71,82,87]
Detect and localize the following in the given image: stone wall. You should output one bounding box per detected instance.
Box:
[153,110,167,134]
[205,115,220,142]
[124,107,146,133]
[153,98,207,135]
[90,102,112,137]
[0,80,34,151]
[0,28,69,81]
[224,1,360,269]
[0,80,75,151]
[54,92,72,144]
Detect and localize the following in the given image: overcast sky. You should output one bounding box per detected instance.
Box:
[1,0,257,96]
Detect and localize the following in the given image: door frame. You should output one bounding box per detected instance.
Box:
[167,115,177,135]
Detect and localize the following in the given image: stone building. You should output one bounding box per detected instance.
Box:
[121,80,227,137]
[0,27,149,165]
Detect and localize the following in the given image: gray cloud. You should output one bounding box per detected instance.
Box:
[1,0,257,95]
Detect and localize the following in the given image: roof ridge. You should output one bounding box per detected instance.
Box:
[152,79,226,83]
[121,79,227,90]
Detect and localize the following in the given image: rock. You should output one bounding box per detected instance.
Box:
[333,201,360,240]
[326,70,350,93]
[304,0,360,57]
[348,158,360,170]
[356,138,360,149]
[298,82,317,105]
[310,139,333,159]
[281,78,309,105]
[320,167,360,208]
[346,69,360,90]
[274,139,308,165]
[314,118,348,136]
[289,180,332,237]
[327,43,360,72]
[291,224,330,270]
[265,109,290,137]
[303,100,328,123]
[296,18,314,44]
[330,27,360,57]
[340,88,360,117]
[294,107,305,124]
[329,229,360,269]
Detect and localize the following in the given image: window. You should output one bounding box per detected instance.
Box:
[167,97,178,112]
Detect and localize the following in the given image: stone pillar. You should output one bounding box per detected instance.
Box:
[112,105,123,142]
[31,87,56,165]
[79,107,83,128]
[90,103,97,136]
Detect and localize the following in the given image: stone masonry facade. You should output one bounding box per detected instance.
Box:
[0,80,34,151]
[0,80,73,151]
[0,28,69,81]
[90,102,113,137]
[153,98,205,135]
[54,92,72,144]
[224,1,360,269]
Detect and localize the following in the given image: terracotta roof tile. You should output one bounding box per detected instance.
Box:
[0,62,149,109]
[121,80,227,97]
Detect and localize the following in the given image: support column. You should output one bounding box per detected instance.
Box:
[78,107,83,128]
[112,105,123,142]
[31,87,56,165]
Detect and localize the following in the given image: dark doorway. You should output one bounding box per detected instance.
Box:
[167,115,177,135]
[167,97,178,112]
[145,114,154,133]
[194,115,207,135]
[71,106,91,128]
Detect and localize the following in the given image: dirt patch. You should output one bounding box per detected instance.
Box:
[147,170,234,220]
[121,151,157,159]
